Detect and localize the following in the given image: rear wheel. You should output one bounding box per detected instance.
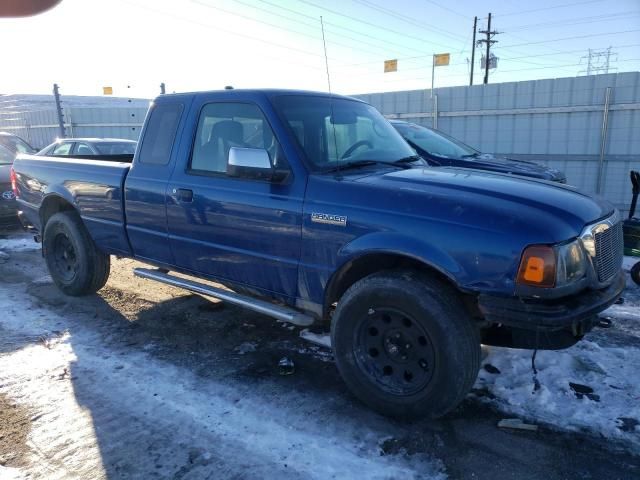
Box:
[331,270,480,419]
[43,211,110,296]
[631,261,640,286]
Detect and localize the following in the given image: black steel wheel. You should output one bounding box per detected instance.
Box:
[43,211,110,296]
[51,232,79,283]
[331,270,480,419]
[354,308,436,397]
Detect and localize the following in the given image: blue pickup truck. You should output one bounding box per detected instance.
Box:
[12,89,625,419]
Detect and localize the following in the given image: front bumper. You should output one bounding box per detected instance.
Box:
[478,271,625,331]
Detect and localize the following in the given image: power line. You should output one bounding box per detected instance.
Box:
[190,0,385,59]
[119,0,327,69]
[351,0,467,43]
[500,29,640,48]
[494,0,603,18]
[297,0,455,51]
[233,0,429,57]
[423,0,470,19]
[503,11,640,32]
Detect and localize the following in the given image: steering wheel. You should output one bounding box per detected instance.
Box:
[340,140,373,160]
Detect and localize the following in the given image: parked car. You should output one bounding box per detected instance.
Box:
[12,89,624,419]
[390,120,567,183]
[38,138,137,156]
[0,144,18,224]
[0,132,37,156]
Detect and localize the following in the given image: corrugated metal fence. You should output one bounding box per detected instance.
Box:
[354,72,640,215]
[1,73,639,214]
[0,105,147,149]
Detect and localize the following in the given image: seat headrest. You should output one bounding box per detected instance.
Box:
[210,120,243,144]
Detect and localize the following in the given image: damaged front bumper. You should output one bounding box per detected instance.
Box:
[477,271,625,350]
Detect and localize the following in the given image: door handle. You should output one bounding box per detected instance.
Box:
[173,188,193,203]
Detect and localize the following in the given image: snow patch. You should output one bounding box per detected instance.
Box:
[0,236,39,253]
[476,339,640,450]
[0,465,27,480]
[299,329,332,348]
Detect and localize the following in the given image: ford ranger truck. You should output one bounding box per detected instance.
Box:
[12,89,625,419]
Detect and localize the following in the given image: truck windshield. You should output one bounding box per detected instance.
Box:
[272,95,415,170]
[393,122,478,159]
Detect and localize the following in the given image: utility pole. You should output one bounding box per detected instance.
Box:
[477,13,499,84]
[52,83,66,138]
[469,16,477,86]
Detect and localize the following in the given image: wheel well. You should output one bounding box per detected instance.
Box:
[40,195,75,230]
[324,253,460,320]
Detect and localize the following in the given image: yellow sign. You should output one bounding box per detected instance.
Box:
[103,86,113,95]
[384,59,398,73]
[434,53,450,66]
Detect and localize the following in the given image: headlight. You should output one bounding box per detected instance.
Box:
[556,240,587,286]
[517,240,586,288]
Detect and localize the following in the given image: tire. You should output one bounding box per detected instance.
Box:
[631,261,640,286]
[43,211,110,296]
[331,270,480,419]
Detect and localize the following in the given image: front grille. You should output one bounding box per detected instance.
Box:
[594,221,623,283]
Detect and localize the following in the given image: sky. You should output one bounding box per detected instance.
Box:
[0,0,638,98]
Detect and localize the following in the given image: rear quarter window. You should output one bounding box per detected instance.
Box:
[138,102,184,165]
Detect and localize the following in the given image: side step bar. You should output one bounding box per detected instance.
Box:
[133,268,314,326]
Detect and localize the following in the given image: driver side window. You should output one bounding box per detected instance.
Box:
[190,102,284,174]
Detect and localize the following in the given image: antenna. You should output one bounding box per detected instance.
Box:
[320,16,332,94]
[320,16,341,177]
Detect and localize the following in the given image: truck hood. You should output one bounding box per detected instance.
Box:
[353,166,612,243]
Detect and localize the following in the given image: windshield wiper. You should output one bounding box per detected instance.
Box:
[461,152,480,158]
[392,155,422,165]
[325,160,411,173]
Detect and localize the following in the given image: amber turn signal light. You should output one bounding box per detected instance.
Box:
[516,245,556,288]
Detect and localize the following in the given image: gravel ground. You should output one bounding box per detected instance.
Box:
[1,228,639,479]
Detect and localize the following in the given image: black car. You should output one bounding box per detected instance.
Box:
[390,120,566,183]
[38,138,137,156]
[0,132,37,156]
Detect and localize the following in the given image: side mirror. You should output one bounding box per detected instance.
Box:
[227,147,288,182]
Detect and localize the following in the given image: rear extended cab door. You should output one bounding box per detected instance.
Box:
[124,96,192,264]
[164,91,307,301]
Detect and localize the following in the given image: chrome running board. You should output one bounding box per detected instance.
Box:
[134,268,314,326]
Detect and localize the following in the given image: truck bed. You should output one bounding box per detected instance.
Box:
[13,154,132,255]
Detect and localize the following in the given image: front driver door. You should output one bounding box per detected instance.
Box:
[166,99,304,300]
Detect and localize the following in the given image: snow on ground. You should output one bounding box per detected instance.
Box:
[0,272,445,479]
[0,237,40,253]
[299,329,332,348]
[476,258,640,451]
[0,466,27,480]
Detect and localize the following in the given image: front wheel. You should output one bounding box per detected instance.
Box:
[43,211,110,296]
[331,270,480,419]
